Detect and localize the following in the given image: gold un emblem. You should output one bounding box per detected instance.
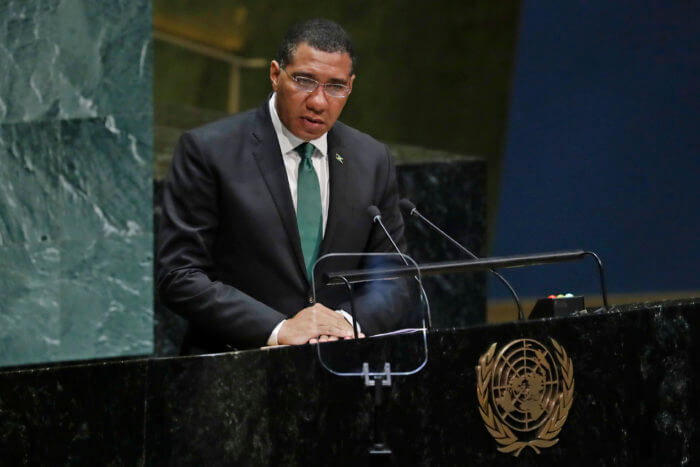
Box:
[476,338,574,457]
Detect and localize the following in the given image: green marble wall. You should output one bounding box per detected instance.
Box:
[0,0,153,366]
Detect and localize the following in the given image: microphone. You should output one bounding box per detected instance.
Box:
[366,205,408,266]
[367,205,381,222]
[366,205,432,328]
[399,198,524,320]
[398,199,417,217]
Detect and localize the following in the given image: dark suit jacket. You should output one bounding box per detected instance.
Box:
[156,100,409,351]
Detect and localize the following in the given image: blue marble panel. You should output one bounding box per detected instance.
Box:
[0,0,152,123]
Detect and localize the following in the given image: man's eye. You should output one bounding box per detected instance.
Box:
[295,77,316,86]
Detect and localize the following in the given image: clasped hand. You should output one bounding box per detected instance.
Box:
[277,303,365,345]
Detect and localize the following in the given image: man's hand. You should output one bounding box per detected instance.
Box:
[277,303,364,345]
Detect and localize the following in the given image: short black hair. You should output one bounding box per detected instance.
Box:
[276,18,356,74]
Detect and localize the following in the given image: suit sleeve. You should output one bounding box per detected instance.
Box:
[156,132,286,349]
[338,144,416,335]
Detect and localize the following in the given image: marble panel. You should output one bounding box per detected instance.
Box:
[0,359,147,466]
[396,158,487,328]
[56,115,153,360]
[0,115,153,365]
[0,115,152,247]
[0,241,60,367]
[623,300,699,464]
[144,353,274,466]
[0,121,61,247]
[58,233,153,361]
[58,116,152,241]
[0,0,153,367]
[0,0,152,123]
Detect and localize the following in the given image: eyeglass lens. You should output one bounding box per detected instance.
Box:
[286,71,348,97]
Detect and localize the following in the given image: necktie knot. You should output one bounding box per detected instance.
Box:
[296,142,315,162]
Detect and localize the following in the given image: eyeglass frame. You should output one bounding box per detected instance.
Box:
[280,67,352,98]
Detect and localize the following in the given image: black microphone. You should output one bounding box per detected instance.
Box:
[366,205,408,266]
[398,199,417,217]
[366,205,432,328]
[399,198,524,320]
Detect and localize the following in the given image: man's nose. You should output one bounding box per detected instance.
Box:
[306,86,328,112]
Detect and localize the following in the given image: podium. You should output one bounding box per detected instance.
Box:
[0,298,698,465]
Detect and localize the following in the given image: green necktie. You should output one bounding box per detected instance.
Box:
[296,142,323,280]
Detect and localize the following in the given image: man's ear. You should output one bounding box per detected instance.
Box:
[270,60,281,91]
[347,74,356,94]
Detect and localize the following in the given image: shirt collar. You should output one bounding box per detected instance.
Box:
[269,93,328,157]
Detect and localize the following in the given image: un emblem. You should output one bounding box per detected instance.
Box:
[476,338,574,456]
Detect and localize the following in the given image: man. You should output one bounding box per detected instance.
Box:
[157,18,409,353]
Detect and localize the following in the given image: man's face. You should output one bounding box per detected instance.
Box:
[270,42,355,140]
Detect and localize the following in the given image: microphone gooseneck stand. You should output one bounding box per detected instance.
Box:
[399,198,525,320]
[365,206,404,462]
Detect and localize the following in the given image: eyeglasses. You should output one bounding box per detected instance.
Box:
[281,68,351,98]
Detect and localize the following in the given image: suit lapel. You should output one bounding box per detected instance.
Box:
[320,128,351,256]
[251,104,308,281]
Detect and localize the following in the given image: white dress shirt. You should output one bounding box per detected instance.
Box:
[266,94,360,346]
